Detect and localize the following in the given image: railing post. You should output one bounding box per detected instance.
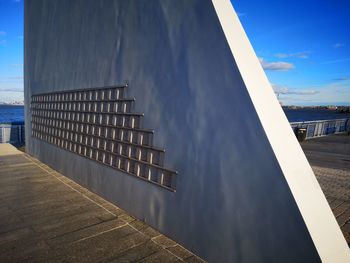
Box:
[0,126,3,143]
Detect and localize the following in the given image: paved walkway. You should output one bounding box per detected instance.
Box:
[1,134,349,262]
[302,134,350,245]
[0,144,204,263]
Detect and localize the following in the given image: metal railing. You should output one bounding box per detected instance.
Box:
[1,118,349,147]
[0,122,25,145]
[290,118,350,139]
[30,85,177,191]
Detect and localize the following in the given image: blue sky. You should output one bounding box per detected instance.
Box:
[0,0,23,103]
[233,0,350,105]
[0,0,349,105]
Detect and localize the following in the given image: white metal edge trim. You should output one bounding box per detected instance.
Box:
[211,0,350,262]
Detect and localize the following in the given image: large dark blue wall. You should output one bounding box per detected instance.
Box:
[24,1,320,262]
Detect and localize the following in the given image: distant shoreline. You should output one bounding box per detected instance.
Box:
[0,104,24,106]
[282,105,350,109]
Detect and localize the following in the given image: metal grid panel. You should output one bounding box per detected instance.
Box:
[30,85,177,191]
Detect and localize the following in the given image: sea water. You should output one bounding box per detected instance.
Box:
[0,105,350,124]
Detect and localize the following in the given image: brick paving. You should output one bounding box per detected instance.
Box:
[302,134,350,246]
[0,144,204,263]
[312,166,350,245]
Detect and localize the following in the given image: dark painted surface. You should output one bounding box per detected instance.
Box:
[24,1,320,262]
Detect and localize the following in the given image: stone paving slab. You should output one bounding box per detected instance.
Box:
[0,143,24,156]
[0,144,204,263]
[302,134,350,246]
[1,133,349,262]
[311,166,350,246]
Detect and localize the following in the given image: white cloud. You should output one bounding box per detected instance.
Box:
[259,58,294,71]
[321,58,350,65]
[0,87,23,92]
[0,74,24,102]
[272,84,318,95]
[275,51,309,59]
[0,80,23,103]
[333,43,345,48]
[272,80,350,105]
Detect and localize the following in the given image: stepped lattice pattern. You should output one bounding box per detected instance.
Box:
[30,85,177,190]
